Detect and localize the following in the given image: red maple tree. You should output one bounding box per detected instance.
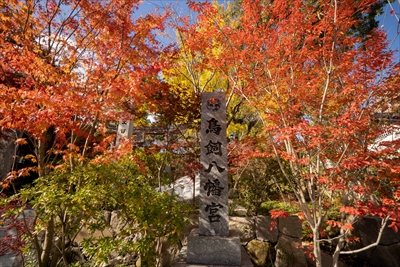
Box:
[180,0,400,266]
[0,0,176,181]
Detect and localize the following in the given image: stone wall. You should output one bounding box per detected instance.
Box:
[178,215,316,267]
[179,215,400,267]
[230,216,307,267]
[2,211,399,267]
[345,216,400,267]
[0,131,18,182]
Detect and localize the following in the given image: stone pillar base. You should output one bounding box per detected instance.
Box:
[186,228,242,266]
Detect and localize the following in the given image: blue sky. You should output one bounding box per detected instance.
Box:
[134,0,198,46]
[378,0,400,62]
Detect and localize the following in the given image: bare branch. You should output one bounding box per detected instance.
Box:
[340,216,390,255]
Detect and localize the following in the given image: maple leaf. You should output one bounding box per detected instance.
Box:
[14,138,27,145]
[341,222,354,231]
[270,209,290,219]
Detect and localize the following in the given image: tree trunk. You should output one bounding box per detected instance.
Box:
[332,207,347,267]
[49,238,63,267]
[332,234,345,267]
[192,174,196,207]
[313,228,322,267]
[37,138,46,177]
[41,217,55,267]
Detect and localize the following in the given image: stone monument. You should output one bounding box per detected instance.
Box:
[116,119,133,145]
[186,92,242,266]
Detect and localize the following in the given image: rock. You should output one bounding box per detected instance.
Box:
[158,237,181,267]
[275,235,307,267]
[186,229,242,266]
[278,216,302,239]
[180,213,199,246]
[326,224,340,237]
[246,239,275,267]
[229,216,255,244]
[17,209,36,223]
[353,216,400,246]
[75,211,113,244]
[231,202,248,216]
[75,226,113,244]
[102,252,138,267]
[135,255,141,267]
[160,174,200,202]
[66,247,85,265]
[0,131,18,182]
[369,243,400,267]
[255,216,279,243]
[345,216,400,267]
[110,210,129,235]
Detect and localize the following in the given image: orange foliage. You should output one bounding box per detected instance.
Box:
[180,0,400,262]
[0,0,176,183]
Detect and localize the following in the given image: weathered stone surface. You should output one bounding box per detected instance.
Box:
[110,210,130,235]
[278,216,302,239]
[232,203,248,217]
[351,216,400,246]
[159,237,181,267]
[245,239,274,267]
[353,244,400,267]
[199,92,229,237]
[274,235,307,267]
[180,214,200,246]
[255,216,279,243]
[75,226,113,244]
[369,244,400,267]
[75,211,113,244]
[0,253,21,267]
[160,174,200,202]
[187,229,241,265]
[116,120,133,145]
[66,247,85,265]
[345,216,400,266]
[173,245,254,267]
[0,131,17,182]
[229,216,255,244]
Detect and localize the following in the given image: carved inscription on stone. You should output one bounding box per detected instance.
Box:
[199,92,229,236]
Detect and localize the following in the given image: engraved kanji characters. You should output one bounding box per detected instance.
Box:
[201,95,227,228]
[205,202,224,223]
[206,118,222,135]
[204,178,224,196]
[204,140,222,156]
[204,161,225,173]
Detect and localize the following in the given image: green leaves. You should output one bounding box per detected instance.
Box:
[7,154,189,266]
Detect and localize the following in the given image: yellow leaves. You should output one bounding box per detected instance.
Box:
[25,154,37,163]
[1,14,11,22]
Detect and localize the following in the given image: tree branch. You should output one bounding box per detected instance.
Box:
[340,216,390,255]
